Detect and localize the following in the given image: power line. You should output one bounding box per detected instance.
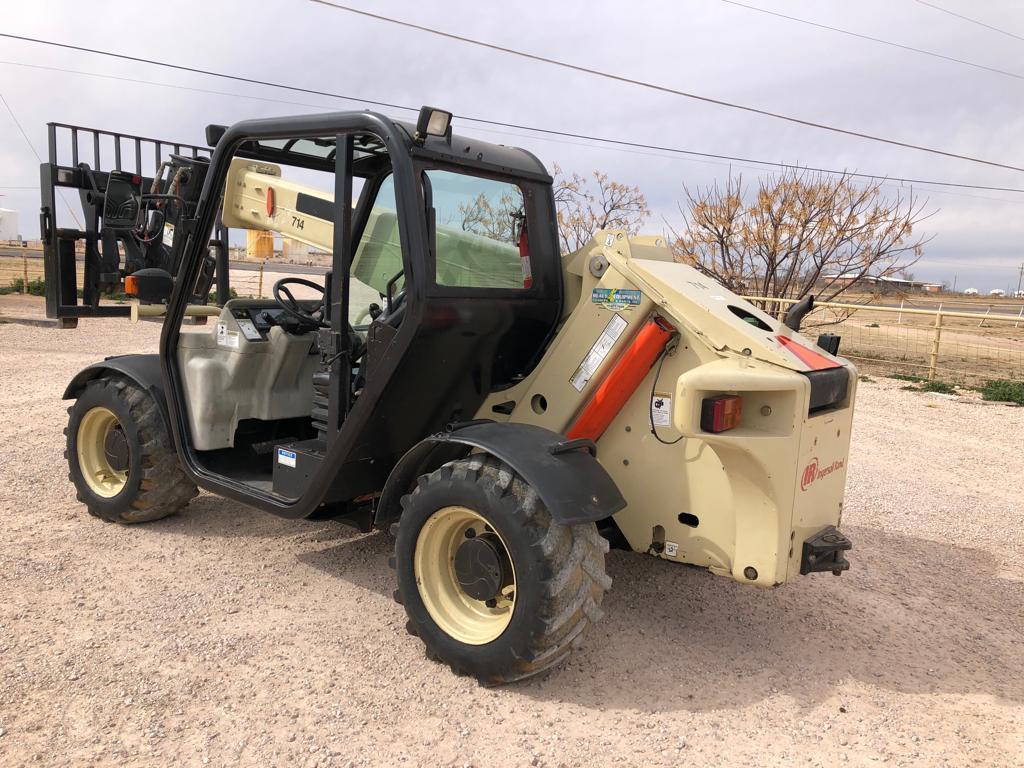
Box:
[1,54,1022,196]
[305,0,1024,173]
[0,32,413,114]
[0,90,81,227]
[721,0,1024,81]
[913,0,1024,44]
[464,116,1024,194]
[0,59,364,114]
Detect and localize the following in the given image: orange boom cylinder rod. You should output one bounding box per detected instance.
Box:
[567,316,677,442]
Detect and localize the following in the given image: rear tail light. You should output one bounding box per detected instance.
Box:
[701,395,742,433]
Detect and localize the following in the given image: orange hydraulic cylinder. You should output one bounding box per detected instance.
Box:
[566,316,676,442]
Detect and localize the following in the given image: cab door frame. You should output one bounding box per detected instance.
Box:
[160,112,428,518]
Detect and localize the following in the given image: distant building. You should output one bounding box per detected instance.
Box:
[821,273,942,293]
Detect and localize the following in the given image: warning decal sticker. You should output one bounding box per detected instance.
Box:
[216,323,240,349]
[651,393,672,427]
[570,314,628,391]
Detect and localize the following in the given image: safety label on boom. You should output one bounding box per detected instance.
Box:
[570,314,628,391]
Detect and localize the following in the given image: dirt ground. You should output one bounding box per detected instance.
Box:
[1,314,1022,768]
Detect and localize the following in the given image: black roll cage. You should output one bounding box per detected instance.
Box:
[160,110,558,518]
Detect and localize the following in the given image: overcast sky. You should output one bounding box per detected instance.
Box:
[2,0,1022,291]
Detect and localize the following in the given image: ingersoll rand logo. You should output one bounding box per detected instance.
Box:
[800,456,845,491]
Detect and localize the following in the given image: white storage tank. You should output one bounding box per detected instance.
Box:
[0,208,19,241]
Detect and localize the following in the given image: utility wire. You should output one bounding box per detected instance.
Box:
[913,0,1024,44]
[0,59,364,114]
[0,90,82,227]
[722,0,1024,81]
[0,32,411,115]
[305,0,1024,173]
[461,116,1024,193]
[1,55,1021,196]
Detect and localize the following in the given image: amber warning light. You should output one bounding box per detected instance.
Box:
[701,395,742,433]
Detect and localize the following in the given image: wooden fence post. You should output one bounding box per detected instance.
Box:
[928,311,944,380]
[978,306,991,328]
[897,298,904,325]
[22,254,29,294]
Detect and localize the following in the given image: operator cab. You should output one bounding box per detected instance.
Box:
[166,109,562,521]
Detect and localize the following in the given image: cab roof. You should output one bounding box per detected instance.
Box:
[210,111,551,184]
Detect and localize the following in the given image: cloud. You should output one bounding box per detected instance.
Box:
[1,0,1020,287]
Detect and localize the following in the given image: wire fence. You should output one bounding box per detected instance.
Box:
[0,254,44,294]
[0,255,296,300]
[749,296,1024,386]
[4,256,1021,387]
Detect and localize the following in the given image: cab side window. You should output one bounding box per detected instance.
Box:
[351,174,402,302]
[425,170,529,289]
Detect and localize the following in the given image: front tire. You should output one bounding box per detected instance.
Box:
[392,454,611,684]
[65,375,197,523]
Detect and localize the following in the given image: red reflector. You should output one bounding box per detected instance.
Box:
[131,175,142,185]
[700,395,742,433]
[567,316,676,442]
[777,335,839,371]
[266,186,275,216]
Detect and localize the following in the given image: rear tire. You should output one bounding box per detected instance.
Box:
[392,454,611,684]
[65,375,197,523]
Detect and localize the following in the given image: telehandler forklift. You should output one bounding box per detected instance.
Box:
[44,107,855,683]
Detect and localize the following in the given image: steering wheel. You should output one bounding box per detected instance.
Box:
[273,277,327,328]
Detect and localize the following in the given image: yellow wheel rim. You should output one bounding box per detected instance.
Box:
[77,406,129,498]
[413,506,516,645]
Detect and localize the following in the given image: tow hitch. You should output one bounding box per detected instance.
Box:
[800,526,852,576]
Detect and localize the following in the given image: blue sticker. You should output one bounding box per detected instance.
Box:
[277,448,297,467]
[591,288,642,311]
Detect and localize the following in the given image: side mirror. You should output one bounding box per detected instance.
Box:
[125,268,174,304]
[102,171,143,229]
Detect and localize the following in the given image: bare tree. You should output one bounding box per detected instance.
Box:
[668,170,933,303]
[553,165,650,254]
[457,191,522,242]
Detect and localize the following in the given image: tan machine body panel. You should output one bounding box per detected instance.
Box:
[478,231,856,587]
[222,157,334,252]
[222,160,854,588]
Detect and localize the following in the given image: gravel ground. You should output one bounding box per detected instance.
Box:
[1,317,1022,767]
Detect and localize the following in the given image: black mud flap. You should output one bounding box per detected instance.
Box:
[800,525,852,576]
[375,422,626,529]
